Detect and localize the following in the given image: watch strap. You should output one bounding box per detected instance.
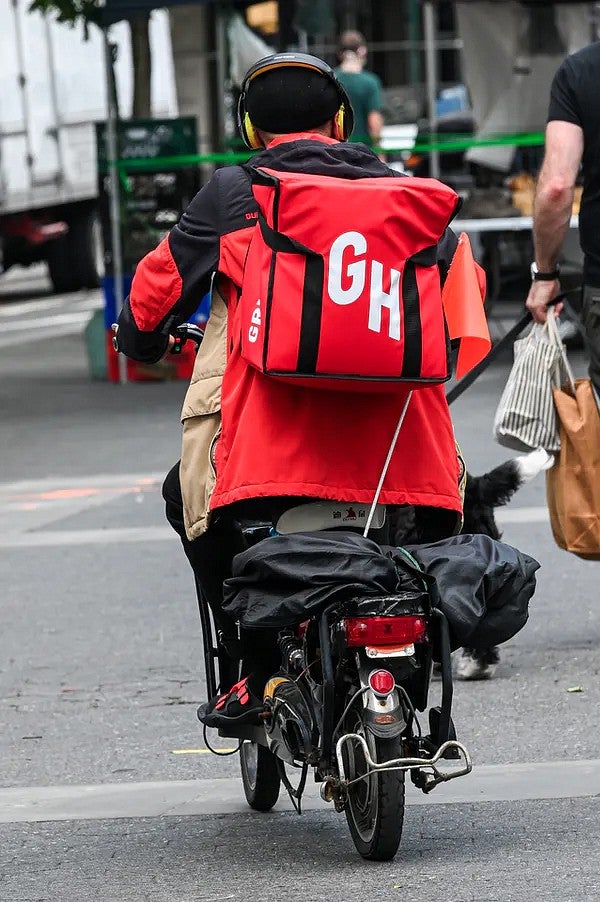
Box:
[531,262,560,281]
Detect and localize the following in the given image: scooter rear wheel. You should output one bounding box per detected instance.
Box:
[342,709,405,861]
[240,740,281,812]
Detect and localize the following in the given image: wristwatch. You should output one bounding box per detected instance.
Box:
[111,323,121,352]
[530,262,560,281]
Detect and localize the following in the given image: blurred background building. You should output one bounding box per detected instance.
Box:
[1,0,599,299]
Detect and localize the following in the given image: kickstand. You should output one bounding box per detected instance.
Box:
[276,759,308,815]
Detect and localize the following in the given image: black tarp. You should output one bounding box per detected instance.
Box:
[222,531,539,650]
[222,531,422,629]
[404,534,539,648]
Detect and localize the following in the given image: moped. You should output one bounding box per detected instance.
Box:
[177,323,472,862]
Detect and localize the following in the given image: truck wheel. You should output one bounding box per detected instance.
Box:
[73,207,103,289]
[47,208,103,293]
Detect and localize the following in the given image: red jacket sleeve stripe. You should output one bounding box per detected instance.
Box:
[129,236,183,331]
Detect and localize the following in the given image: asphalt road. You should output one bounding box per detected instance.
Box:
[1,266,599,901]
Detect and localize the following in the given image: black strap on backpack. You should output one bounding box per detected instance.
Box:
[446,288,581,406]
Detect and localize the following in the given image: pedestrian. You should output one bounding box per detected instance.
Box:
[113,52,474,729]
[334,30,385,151]
[525,41,600,398]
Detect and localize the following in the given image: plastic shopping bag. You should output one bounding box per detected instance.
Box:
[493,316,566,452]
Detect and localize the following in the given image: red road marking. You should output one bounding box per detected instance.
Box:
[4,482,160,503]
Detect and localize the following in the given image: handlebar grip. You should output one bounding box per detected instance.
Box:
[171,323,205,353]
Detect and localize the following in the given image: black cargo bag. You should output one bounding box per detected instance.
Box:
[222,531,430,630]
[399,533,539,649]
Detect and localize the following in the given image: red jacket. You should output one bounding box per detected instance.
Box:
[213,340,461,513]
[212,137,462,516]
[119,134,463,520]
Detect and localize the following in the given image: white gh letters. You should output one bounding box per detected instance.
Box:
[327,231,401,341]
[369,260,401,340]
[248,298,261,343]
[328,231,367,304]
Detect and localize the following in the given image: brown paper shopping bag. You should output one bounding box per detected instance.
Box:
[546,378,600,560]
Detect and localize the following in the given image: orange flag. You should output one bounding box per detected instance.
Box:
[441,232,491,379]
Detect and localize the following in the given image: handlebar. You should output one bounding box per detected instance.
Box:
[170,322,205,354]
[110,321,205,356]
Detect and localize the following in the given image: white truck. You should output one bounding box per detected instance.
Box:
[0,0,176,292]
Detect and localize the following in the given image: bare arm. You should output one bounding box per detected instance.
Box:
[525,120,583,322]
[534,120,582,269]
[367,110,384,145]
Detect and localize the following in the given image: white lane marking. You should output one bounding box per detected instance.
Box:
[0,512,552,548]
[0,263,49,286]
[0,465,550,550]
[171,749,237,755]
[496,506,549,524]
[0,311,95,332]
[0,323,88,349]
[0,468,552,517]
[2,759,600,824]
[0,472,550,547]
[0,293,99,315]
[0,474,168,545]
[0,296,102,319]
[0,298,101,322]
[0,472,164,494]
[2,492,164,540]
[0,298,67,317]
[0,526,175,548]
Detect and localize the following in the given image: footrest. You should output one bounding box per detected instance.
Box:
[216,724,265,743]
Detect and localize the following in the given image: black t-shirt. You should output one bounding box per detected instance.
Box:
[548,43,600,286]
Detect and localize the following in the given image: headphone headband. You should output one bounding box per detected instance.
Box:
[237,52,354,149]
[242,53,337,91]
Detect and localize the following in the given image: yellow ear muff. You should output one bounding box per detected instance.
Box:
[243,112,263,150]
[333,105,346,142]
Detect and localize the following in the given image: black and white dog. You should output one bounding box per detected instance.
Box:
[457,447,553,679]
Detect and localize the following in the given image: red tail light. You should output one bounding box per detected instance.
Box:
[344,615,427,648]
[369,669,396,696]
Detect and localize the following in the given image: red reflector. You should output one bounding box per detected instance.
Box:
[344,616,427,648]
[369,669,395,696]
[296,620,309,638]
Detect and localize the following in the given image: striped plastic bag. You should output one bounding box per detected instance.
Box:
[493,317,568,453]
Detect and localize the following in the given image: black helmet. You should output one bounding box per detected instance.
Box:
[238,52,354,148]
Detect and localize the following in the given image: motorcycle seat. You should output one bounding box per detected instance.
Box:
[275,501,386,535]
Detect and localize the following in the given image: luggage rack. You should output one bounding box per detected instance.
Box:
[333,734,472,795]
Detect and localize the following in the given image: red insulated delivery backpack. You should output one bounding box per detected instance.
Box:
[238,166,460,391]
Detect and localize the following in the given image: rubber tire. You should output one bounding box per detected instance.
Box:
[47,207,101,293]
[240,741,281,812]
[343,722,406,861]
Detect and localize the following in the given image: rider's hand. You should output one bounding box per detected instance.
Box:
[161,335,176,359]
[525,278,563,323]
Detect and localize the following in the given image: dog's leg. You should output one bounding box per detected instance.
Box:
[514,448,555,483]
